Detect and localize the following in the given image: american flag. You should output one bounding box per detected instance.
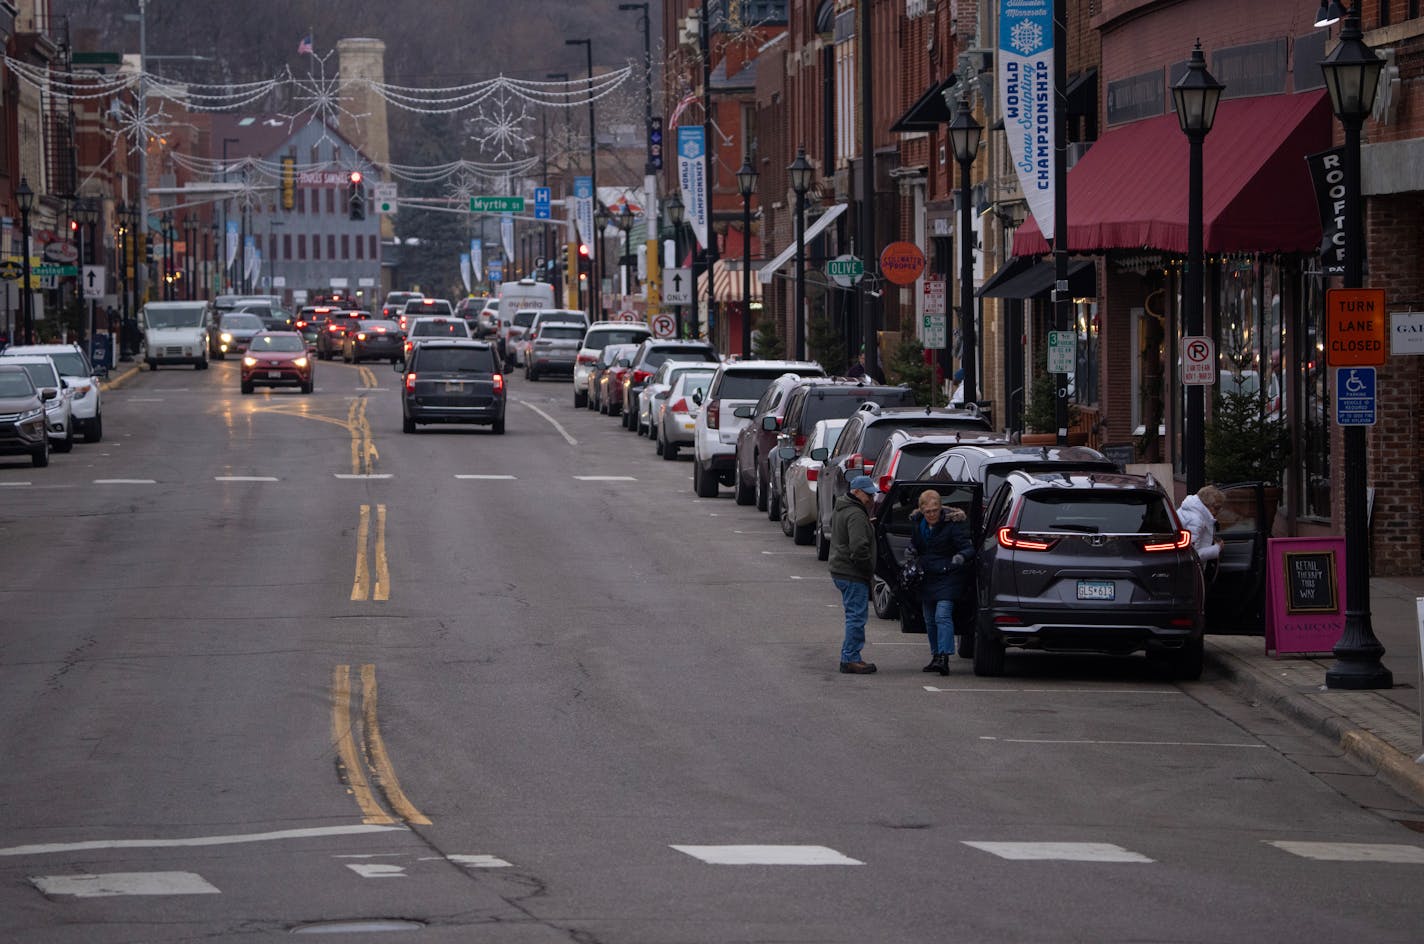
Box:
[297,34,313,55]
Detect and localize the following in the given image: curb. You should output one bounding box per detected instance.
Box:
[1206,644,1424,808]
[100,363,142,391]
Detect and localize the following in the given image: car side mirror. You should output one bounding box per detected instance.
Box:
[733,405,755,419]
[41,388,57,401]
[761,415,780,431]
[692,390,703,406]
[809,447,829,462]
[777,445,797,461]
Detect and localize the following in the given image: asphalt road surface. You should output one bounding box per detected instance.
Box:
[2,359,1421,943]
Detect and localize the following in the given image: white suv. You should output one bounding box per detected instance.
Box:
[2,354,76,452]
[0,343,103,442]
[572,322,652,408]
[691,360,824,498]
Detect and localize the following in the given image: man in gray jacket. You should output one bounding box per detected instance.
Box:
[829,475,880,674]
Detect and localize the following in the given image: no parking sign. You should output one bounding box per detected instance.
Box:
[1182,336,1215,386]
[651,313,676,338]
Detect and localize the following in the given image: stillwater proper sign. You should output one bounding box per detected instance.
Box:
[879,241,926,286]
[1325,288,1387,366]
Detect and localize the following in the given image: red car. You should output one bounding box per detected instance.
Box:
[241,331,313,394]
[600,356,636,416]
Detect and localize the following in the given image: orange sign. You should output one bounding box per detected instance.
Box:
[879,241,926,286]
[1326,288,1388,366]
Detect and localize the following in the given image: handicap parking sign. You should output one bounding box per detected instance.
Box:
[1335,366,1376,426]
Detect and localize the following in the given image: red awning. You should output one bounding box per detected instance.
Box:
[1012,91,1331,257]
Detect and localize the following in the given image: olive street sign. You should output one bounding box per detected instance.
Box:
[825,255,865,288]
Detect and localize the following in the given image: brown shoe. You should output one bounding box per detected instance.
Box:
[839,661,878,674]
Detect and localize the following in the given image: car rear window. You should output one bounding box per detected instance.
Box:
[983,462,1119,499]
[1017,492,1175,534]
[887,443,956,481]
[411,320,468,337]
[539,326,584,340]
[803,389,913,427]
[406,300,452,314]
[414,347,497,373]
[645,346,717,369]
[584,329,650,350]
[714,369,810,401]
[15,362,59,388]
[222,314,264,330]
[511,311,538,328]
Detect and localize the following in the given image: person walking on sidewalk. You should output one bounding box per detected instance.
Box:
[829,475,880,674]
[1177,485,1225,563]
[910,489,974,676]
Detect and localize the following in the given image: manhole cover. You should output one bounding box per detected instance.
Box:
[292,919,425,934]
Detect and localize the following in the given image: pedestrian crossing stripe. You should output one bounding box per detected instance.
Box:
[1267,841,1424,863]
[31,871,220,897]
[963,842,1154,863]
[671,845,863,865]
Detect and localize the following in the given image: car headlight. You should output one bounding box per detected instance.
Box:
[221,332,233,343]
[293,357,309,368]
[18,407,43,423]
[242,356,258,367]
[71,383,91,399]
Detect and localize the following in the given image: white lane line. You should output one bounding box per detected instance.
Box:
[762,550,803,555]
[964,842,1153,863]
[31,872,221,897]
[93,478,157,485]
[345,864,407,879]
[0,824,406,857]
[333,473,393,480]
[1267,842,1424,863]
[671,845,863,866]
[977,736,1264,748]
[0,482,32,487]
[574,475,637,482]
[214,476,280,482]
[443,854,513,868]
[454,474,518,480]
[923,687,1184,695]
[516,398,578,446]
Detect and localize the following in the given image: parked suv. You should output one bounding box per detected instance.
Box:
[398,339,505,434]
[573,322,653,407]
[732,373,816,507]
[813,404,994,560]
[2,355,75,453]
[0,343,104,442]
[923,443,1120,498]
[622,340,719,432]
[523,321,586,380]
[692,360,824,498]
[765,381,915,524]
[0,365,52,467]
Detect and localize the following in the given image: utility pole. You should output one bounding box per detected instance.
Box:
[858,0,877,377]
[700,0,716,341]
[136,0,149,305]
[1052,0,1070,444]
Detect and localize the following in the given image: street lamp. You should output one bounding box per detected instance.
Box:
[1172,42,1224,494]
[594,202,611,317]
[1315,1,1345,27]
[788,147,814,362]
[946,93,983,406]
[160,211,175,300]
[736,159,758,359]
[1320,7,1391,691]
[666,192,685,339]
[615,202,634,300]
[16,177,34,344]
[76,197,100,345]
[221,136,239,293]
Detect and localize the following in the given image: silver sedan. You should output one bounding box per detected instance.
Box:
[641,360,718,439]
[779,418,847,545]
[655,368,717,461]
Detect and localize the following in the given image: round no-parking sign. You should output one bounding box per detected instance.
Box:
[1182,336,1215,386]
[651,313,676,338]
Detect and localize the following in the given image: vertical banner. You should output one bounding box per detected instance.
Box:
[470,239,483,281]
[243,236,257,281]
[1307,146,1347,276]
[250,248,262,285]
[500,214,515,264]
[999,0,1056,237]
[459,253,472,292]
[226,221,239,268]
[573,176,594,253]
[677,126,708,249]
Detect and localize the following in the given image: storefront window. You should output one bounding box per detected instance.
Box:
[1074,299,1099,406]
[1298,274,1330,518]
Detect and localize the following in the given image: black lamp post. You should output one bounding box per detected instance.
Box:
[594,203,611,318]
[160,211,173,300]
[183,215,197,300]
[1320,8,1391,691]
[666,192,685,338]
[209,222,218,301]
[736,159,758,359]
[615,203,635,300]
[946,94,983,406]
[565,37,598,318]
[16,177,34,344]
[1172,42,1224,494]
[788,147,814,362]
[76,197,100,345]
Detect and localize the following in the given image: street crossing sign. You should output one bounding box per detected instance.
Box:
[470,196,525,213]
[663,267,692,304]
[1335,366,1376,426]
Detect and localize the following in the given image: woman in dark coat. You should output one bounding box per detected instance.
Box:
[910,489,974,675]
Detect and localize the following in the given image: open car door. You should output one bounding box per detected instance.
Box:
[874,479,982,640]
[1203,481,1271,635]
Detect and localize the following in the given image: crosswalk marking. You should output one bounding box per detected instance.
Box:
[0,482,31,487]
[215,476,280,482]
[334,473,393,480]
[93,479,157,485]
[963,842,1154,863]
[445,854,513,868]
[671,845,863,865]
[1268,841,1424,863]
[573,475,637,481]
[346,863,407,879]
[454,474,518,480]
[31,871,220,897]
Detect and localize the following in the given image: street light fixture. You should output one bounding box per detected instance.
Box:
[1319,7,1391,691]
[594,202,610,316]
[946,93,983,406]
[666,192,685,338]
[15,178,34,344]
[1172,42,1224,494]
[788,147,814,362]
[736,159,758,358]
[615,203,635,300]
[1314,1,1345,27]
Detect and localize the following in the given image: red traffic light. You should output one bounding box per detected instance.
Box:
[349,170,363,184]
[578,244,590,256]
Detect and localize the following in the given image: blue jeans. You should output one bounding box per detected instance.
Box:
[834,578,869,663]
[922,599,957,655]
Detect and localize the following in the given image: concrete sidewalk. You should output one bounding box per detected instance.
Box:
[99,360,142,391]
[1208,575,1424,806]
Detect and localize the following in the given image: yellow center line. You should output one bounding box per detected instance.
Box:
[373,504,390,601]
[360,398,379,473]
[347,399,361,474]
[331,665,397,825]
[359,664,431,825]
[351,504,371,601]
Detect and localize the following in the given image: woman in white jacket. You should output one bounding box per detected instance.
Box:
[1177,485,1226,562]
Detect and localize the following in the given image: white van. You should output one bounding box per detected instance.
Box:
[139,301,213,370]
[497,278,555,321]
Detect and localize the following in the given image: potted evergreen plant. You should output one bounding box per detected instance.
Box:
[1204,390,1289,486]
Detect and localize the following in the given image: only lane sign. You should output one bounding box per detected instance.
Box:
[664,267,692,305]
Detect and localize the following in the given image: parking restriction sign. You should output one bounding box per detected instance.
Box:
[1182,336,1216,385]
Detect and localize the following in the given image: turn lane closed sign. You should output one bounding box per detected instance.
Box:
[1326,288,1387,366]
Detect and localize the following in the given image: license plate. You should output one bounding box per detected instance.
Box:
[1076,579,1115,601]
[445,381,464,392]
[266,371,283,379]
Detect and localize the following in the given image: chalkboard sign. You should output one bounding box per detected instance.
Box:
[1283,550,1338,613]
[1101,444,1135,470]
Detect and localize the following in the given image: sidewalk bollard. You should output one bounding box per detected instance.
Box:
[1417,597,1424,765]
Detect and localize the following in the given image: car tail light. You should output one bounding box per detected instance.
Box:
[671,397,688,413]
[356,333,367,341]
[707,399,720,429]
[632,369,652,384]
[405,372,416,393]
[878,474,893,494]
[997,527,1059,552]
[994,615,1024,625]
[296,320,307,329]
[375,326,387,334]
[1143,530,1193,552]
[492,373,505,393]
[1169,617,1195,627]
[329,323,341,332]
[794,434,805,449]
[807,467,819,483]
[577,353,596,364]
[847,453,863,472]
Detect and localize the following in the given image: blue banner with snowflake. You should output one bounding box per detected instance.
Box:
[676,126,708,251]
[999,0,1056,237]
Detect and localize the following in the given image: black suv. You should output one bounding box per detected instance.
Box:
[813,404,995,560]
[317,310,369,360]
[764,381,915,524]
[622,340,719,432]
[398,339,505,434]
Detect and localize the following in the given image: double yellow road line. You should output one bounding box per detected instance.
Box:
[357,365,379,388]
[346,397,378,475]
[331,664,430,825]
[351,504,390,601]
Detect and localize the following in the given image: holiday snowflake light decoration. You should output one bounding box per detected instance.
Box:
[470,90,534,161]
[112,96,178,156]
[283,49,368,143]
[448,173,479,208]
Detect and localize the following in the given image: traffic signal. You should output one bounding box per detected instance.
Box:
[347,170,366,221]
[145,234,157,264]
[577,243,591,279]
[281,156,296,211]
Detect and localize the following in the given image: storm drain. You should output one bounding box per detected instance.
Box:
[292,919,424,934]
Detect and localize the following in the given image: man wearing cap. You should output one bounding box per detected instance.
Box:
[829,475,880,674]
